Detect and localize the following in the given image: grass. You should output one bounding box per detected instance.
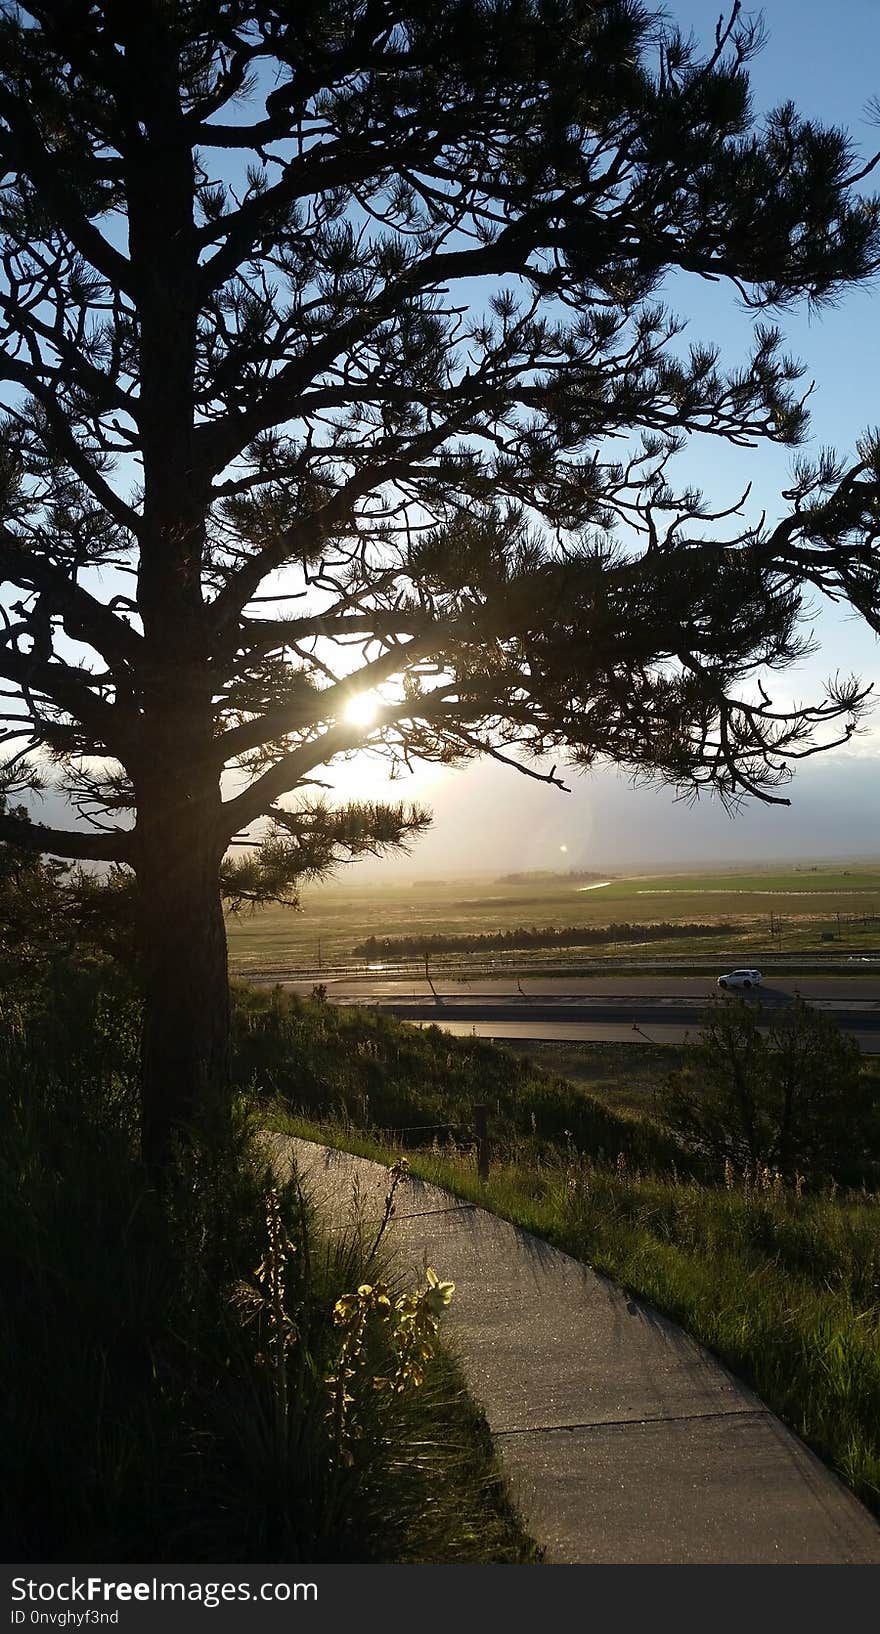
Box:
[226,863,880,971]
[499,1038,686,1115]
[500,1036,880,1118]
[275,1112,880,1517]
[0,974,537,1564]
[231,981,694,1174]
[236,988,880,1518]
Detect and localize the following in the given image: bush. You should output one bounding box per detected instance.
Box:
[659,996,880,1183]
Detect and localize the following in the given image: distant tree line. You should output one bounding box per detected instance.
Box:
[353,922,733,959]
[493,870,612,885]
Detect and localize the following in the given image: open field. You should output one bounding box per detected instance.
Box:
[227,862,880,972]
[500,1038,684,1116]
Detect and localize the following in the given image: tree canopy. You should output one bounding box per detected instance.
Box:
[1,0,879,1155]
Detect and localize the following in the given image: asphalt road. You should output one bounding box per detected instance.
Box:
[268,969,880,1050]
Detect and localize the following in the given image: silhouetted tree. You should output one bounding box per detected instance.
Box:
[1,2,879,1163]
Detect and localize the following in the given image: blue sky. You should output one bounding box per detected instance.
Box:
[340,1,880,877]
[647,1,878,691]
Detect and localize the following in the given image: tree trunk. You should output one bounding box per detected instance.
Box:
[136,792,230,1172]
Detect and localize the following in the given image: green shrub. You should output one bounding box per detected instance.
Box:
[660,995,880,1183]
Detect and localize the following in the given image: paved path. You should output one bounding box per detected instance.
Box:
[267,1134,880,1565]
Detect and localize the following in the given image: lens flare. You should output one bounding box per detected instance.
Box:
[343,692,380,729]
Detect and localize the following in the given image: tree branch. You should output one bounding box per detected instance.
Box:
[0,356,141,536]
[0,87,135,295]
[0,807,132,862]
[215,632,432,762]
[220,691,459,836]
[0,530,142,668]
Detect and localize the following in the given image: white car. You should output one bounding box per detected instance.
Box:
[717,968,763,990]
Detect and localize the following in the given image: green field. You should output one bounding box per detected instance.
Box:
[227,862,880,972]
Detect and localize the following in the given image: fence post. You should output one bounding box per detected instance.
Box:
[474,1103,490,1183]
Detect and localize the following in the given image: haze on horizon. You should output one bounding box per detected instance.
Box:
[320,742,880,883]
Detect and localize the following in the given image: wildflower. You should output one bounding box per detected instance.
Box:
[326,1264,455,1454]
[423,1266,455,1315]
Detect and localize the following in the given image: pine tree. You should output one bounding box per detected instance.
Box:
[1,1,879,1163]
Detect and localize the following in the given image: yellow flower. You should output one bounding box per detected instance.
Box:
[424,1266,455,1314]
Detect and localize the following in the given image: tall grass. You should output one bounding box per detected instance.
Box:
[521,1161,880,1508]
[232,982,693,1174]
[0,980,535,1563]
[281,1115,880,1516]
[239,985,880,1512]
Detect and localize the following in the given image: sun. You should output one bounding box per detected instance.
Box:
[342,691,381,729]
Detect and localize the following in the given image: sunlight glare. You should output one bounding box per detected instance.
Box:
[343,691,381,729]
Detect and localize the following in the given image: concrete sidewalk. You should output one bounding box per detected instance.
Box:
[268,1134,880,1565]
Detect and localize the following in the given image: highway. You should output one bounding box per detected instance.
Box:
[263,969,880,1051]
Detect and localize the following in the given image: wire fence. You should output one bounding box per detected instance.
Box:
[375,1104,492,1181]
